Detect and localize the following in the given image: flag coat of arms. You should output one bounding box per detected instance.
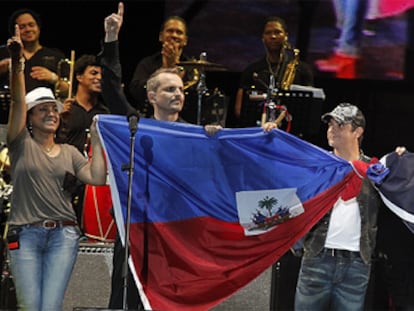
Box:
[96,115,367,311]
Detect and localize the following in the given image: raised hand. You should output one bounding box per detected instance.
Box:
[104,2,124,42]
[7,24,23,58]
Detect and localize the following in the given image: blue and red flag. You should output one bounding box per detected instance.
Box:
[96,115,368,311]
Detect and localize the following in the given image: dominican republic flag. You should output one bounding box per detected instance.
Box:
[96,115,375,311]
[374,151,414,233]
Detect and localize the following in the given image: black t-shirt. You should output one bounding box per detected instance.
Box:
[56,99,109,154]
[0,45,66,93]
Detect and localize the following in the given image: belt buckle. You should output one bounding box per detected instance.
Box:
[42,220,57,228]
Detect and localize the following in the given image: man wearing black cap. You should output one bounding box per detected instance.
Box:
[294,103,382,310]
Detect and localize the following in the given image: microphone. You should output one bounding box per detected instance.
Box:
[127,108,139,135]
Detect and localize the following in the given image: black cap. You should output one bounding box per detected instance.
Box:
[321,103,366,129]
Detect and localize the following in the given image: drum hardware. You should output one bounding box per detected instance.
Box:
[209,88,226,126]
[196,52,208,125]
[198,88,228,126]
[178,53,228,125]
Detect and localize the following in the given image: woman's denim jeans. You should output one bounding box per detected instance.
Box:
[8,225,80,311]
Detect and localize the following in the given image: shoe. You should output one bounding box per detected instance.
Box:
[315,54,341,72]
[315,53,358,79]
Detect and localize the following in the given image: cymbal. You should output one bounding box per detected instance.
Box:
[177,60,228,71]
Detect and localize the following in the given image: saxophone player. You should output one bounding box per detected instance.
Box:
[234,16,314,128]
[233,16,314,311]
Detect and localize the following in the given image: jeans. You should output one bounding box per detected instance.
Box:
[295,249,371,311]
[8,225,80,311]
[333,0,368,56]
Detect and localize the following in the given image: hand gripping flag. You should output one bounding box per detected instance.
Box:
[96,115,369,311]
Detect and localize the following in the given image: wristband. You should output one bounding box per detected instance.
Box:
[10,57,25,74]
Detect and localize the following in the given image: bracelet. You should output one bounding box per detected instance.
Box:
[51,72,57,83]
[9,57,25,74]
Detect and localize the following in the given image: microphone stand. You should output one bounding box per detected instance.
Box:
[121,114,138,310]
[261,74,276,125]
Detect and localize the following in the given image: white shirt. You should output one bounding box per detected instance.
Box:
[325,197,361,251]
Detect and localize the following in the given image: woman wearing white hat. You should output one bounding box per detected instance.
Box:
[5,25,107,310]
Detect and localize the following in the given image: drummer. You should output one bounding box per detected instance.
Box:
[128,15,196,118]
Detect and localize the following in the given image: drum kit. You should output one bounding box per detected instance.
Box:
[177,52,229,125]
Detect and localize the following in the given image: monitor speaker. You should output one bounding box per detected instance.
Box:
[64,243,114,311]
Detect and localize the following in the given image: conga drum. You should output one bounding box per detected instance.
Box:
[81,143,116,242]
[82,183,116,242]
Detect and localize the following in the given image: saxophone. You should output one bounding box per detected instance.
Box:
[261,47,299,128]
[280,48,300,91]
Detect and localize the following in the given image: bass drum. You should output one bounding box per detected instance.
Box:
[82,184,116,243]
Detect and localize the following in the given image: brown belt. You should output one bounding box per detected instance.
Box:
[29,220,78,229]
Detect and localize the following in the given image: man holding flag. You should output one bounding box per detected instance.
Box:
[100,3,221,309]
[294,103,382,311]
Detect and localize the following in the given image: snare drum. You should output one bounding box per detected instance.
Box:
[82,184,116,242]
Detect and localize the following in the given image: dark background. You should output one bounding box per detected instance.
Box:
[1,0,414,158]
[165,0,411,80]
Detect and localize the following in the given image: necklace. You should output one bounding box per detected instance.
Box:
[43,143,55,154]
[266,49,284,79]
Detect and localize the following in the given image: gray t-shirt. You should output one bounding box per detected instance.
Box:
[8,129,88,225]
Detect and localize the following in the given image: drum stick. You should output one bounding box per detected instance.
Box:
[68,50,75,99]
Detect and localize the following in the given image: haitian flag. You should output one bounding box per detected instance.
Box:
[96,115,367,311]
